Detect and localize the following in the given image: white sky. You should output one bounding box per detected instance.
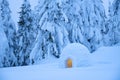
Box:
[103,0,109,16]
[8,0,38,26]
[102,0,114,17]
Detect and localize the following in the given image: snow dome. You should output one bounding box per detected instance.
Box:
[60,43,91,68]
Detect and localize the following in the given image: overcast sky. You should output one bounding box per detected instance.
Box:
[8,0,38,26]
[8,0,114,26]
[103,0,114,17]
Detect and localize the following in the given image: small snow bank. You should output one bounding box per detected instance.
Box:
[90,46,120,65]
[0,45,120,80]
[37,55,60,65]
[60,43,91,68]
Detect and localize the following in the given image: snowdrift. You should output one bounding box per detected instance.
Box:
[90,46,120,65]
[0,44,120,80]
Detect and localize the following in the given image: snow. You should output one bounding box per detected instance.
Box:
[8,0,114,26]
[0,27,9,67]
[91,46,120,64]
[0,65,119,80]
[1,0,120,80]
[0,28,8,55]
[0,43,120,80]
[60,43,91,68]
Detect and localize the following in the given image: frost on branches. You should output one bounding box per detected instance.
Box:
[14,0,36,66]
[0,0,120,67]
[0,0,16,67]
[61,0,106,52]
[104,0,120,46]
[30,0,69,64]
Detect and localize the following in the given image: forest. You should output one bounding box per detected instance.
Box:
[0,0,120,67]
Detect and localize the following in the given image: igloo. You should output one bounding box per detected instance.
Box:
[60,43,91,68]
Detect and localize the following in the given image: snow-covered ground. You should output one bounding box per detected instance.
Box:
[0,43,120,80]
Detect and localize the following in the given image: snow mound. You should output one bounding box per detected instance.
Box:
[91,46,120,65]
[60,43,91,68]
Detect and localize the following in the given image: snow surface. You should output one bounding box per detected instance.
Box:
[0,43,120,80]
[60,43,91,68]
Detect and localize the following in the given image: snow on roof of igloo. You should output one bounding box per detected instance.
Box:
[60,43,91,68]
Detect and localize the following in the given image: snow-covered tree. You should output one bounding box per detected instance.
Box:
[0,0,17,67]
[0,1,8,67]
[0,26,9,67]
[30,0,69,63]
[61,0,106,52]
[60,0,81,43]
[81,0,106,52]
[15,0,36,66]
[41,0,69,57]
[104,0,120,46]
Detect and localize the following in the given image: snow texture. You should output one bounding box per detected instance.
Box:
[60,43,91,68]
[0,0,120,68]
[0,44,120,80]
[103,0,120,46]
[0,28,9,67]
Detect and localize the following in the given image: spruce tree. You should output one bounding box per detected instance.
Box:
[80,0,106,52]
[30,0,69,63]
[61,0,106,52]
[15,0,35,66]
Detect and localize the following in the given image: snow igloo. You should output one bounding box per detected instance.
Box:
[60,43,91,68]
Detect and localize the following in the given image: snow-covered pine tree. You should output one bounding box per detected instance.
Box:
[42,0,69,57]
[0,1,8,67]
[15,0,36,66]
[0,0,17,67]
[25,0,49,64]
[0,25,9,67]
[61,0,84,43]
[104,0,120,46]
[79,0,106,52]
[30,0,69,63]
[61,0,106,52]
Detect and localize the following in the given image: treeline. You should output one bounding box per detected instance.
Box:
[0,0,120,67]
